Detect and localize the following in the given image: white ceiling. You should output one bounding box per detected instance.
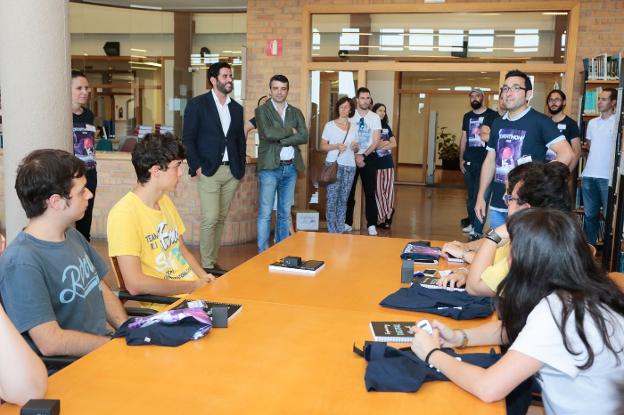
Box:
[80,0,247,12]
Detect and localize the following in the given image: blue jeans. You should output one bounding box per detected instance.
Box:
[582,177,609,245]
[488,209,508,229]
[257,164,298,252]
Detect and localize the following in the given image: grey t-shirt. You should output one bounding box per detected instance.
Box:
[0,228,110,345]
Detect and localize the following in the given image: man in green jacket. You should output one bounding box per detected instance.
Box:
[255,74,308,252]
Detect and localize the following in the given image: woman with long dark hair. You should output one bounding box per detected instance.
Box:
[371,103,396,229]
[411,208,624,414]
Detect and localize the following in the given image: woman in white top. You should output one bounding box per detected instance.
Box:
[320,97,359,233]
[411,208,624,415]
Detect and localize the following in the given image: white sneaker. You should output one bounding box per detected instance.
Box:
[343,224,353,232]
[368,225,378,236]
[462,224,474,233]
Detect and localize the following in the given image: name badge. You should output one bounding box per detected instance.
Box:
[478,117,484,123]
[518,155,532,165]
[86,124,96,132]
[557,123,566,130]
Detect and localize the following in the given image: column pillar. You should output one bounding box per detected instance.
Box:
[0,0,72,240]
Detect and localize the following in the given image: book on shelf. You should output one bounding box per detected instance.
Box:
[584,52,621,81]
[173,299,243,321]
[369,321,415,343]
[583,87,602,115]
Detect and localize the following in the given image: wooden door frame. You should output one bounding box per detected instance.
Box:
[299,1,581,227]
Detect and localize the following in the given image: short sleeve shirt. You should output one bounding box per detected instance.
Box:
[480,243,511,292]
[510,294,624,415]
[73,108,97,170]
[107,192,198,282]
[376,122,395,169]
[321,121,357,167]
[482,110,500,129]
[0,228,110,341]
[546,116,580,161]
[486,108,565,210]
[582,114,618,179]
[350,110,382,155]
[462,108,498,164]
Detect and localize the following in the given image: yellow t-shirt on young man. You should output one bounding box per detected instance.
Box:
[107,192,197,282]
[480,242,511,292]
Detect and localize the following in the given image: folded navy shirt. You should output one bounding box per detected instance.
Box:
[379,283,494,320]
[357,342,500,392]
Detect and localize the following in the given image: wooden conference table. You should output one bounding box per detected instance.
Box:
[0,233,504,415]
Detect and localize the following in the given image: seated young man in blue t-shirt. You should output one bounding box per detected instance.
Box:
[0,149,127,358]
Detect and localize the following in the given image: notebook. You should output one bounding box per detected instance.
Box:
[269,259,325,276]
[369,321,415,343]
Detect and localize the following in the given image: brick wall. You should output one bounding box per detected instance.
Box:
[92,153,258,245]
[0,152,258,245]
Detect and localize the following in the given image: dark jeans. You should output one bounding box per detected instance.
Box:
[346,153,378,228]
[76,168,97,241]
[464,161,490,235]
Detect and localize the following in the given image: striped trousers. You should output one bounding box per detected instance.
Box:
[376,167,395,223]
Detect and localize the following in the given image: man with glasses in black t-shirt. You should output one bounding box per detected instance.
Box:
[474,69,574,230]
[546,90,581,169]
[460,89,498,240]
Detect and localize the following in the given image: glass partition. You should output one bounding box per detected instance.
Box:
[311,11,570,64]
[69,2,245,149]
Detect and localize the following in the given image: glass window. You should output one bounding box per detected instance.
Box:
[380,28,404,51]
[514,29,540,53]
[438,29,464,53]
[468,29,494,53]
[408,29,434,51]
[311,11,569,63]
[340,28,360,51]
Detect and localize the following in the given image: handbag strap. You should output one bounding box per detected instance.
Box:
[336,122,350,156]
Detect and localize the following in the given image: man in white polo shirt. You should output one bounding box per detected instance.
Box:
[582,88,618,246]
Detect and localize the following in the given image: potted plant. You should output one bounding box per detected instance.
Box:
[436,126,460,170]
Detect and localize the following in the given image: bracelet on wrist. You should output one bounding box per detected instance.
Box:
[424,347,444,365]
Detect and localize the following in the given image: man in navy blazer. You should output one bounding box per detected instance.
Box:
[183,62,246,275]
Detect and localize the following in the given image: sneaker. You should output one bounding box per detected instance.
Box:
[462,224,474,233]
[344,224,353,232]
[367,225,378,236]
[460,217,470,227]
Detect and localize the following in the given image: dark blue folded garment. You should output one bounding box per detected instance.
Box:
[360,342,499,392]
[380,283,494,320]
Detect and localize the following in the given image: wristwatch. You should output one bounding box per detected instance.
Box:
[484,228,502,244]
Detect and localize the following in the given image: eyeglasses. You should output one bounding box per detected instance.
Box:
[502,194,522,205]
[500,85,527,94]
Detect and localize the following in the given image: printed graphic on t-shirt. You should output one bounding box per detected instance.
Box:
[545,123,567,161]
[376,128,391,157]
[468,117,485,147]
[59,254,100,304]
[495,128,526,184]
[356,118,373,151]
[145,221,191,280]
[73,123,96,169]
